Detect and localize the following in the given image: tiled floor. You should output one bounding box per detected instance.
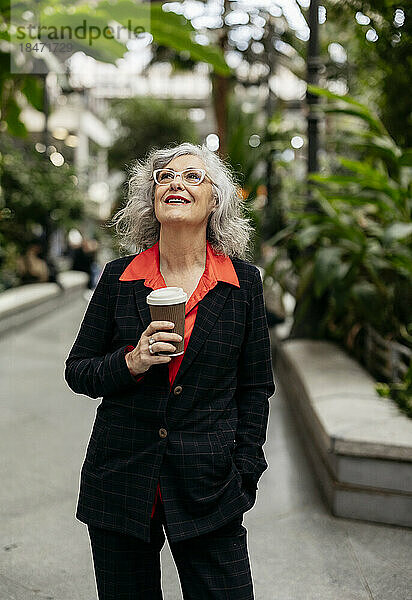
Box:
[1,298,411,599]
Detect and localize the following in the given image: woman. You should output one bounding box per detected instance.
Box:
[65,142,275,599]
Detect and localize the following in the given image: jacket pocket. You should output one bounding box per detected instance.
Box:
[85,416,108,466]
[215,428,236,470]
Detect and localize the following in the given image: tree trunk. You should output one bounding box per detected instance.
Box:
[211,0,231,158]
[211,72,229,157]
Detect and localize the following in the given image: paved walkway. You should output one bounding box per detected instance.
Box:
[1,298,411,599]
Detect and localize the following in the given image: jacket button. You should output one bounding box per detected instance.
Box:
[173,385,183,395]
[159,428,168,438]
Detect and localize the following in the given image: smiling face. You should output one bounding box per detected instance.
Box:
[153,154,216,230]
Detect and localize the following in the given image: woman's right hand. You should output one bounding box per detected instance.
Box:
[125,321,183,376]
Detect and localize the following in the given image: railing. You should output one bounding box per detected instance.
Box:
[364,324,411,383]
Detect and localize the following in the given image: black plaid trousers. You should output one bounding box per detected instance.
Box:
[65,253,275,594]
[87,495,254,599]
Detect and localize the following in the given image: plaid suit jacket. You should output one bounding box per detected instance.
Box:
[65,254,276,543]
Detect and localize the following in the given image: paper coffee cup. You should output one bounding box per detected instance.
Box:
[146,287,187,356]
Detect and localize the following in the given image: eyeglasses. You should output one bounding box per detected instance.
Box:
[153,168,207,186]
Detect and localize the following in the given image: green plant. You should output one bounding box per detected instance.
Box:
[324,1,412,148]
[376,363,412,419]
[0,133,85,288]
[1,1,231,138]
[266,88,411,415]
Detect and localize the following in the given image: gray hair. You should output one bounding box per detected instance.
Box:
[109,142,255,261]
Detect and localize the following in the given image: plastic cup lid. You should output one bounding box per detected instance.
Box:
[146,287,187,306]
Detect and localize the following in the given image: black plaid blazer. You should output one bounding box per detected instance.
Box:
[65,254,275,544]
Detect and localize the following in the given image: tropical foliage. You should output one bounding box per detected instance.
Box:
[325,1,412,148]
[0,0,231,138]
[376,364,412,418]
[0,134,85,289]
[265,87,411,413]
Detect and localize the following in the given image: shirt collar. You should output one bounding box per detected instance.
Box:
[119,240,239,288]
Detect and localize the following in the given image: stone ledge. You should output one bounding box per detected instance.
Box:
[0,271,88,337]
[274,337,412,528]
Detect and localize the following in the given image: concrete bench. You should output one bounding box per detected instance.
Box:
[274,338,412,528]
[0,271,89,337]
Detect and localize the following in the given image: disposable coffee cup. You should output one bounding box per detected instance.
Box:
[146,287,187,356]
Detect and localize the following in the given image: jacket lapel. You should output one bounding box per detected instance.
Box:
[133,281,232,384]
